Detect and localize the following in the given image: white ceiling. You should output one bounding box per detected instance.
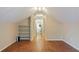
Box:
[0,7,79,24]
[0,7,33,23]
[48,7,79,24]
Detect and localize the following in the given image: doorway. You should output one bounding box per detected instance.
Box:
[35,14,43,38]
[35,14,44,51]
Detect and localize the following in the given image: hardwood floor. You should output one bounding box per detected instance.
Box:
[2,40,78,52]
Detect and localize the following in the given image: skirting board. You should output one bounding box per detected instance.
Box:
[0,40,16,52]
[47,39,63,41]
[63,40,79,51]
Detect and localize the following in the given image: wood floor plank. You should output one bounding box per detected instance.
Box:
[2,40,78,52]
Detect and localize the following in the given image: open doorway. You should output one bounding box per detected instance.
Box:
[34,14,44,51]
[35,14,43,39]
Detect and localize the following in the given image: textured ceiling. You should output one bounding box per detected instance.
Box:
[0,7,79,24]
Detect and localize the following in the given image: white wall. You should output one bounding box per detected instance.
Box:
[17,19,29,26]
[44,15,79,50]
[0,23,17,51]
[45,16,64,40]
[45,15,79,50]
[63,23,79,50]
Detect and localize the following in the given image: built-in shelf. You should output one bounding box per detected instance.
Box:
[18,19,31,40]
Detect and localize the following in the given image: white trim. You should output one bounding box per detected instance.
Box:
[0,40,16,52]
[47,39,63,41]
[63,40,79,51]
[47,35,64,39]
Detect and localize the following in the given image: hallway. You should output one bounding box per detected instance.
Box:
[0,7,79,52]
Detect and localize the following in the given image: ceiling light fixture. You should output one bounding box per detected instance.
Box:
[33,7,47,12]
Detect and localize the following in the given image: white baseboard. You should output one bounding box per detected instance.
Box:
[0,40,16,52]
[47,39,63,41]
[63,40,79,51]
